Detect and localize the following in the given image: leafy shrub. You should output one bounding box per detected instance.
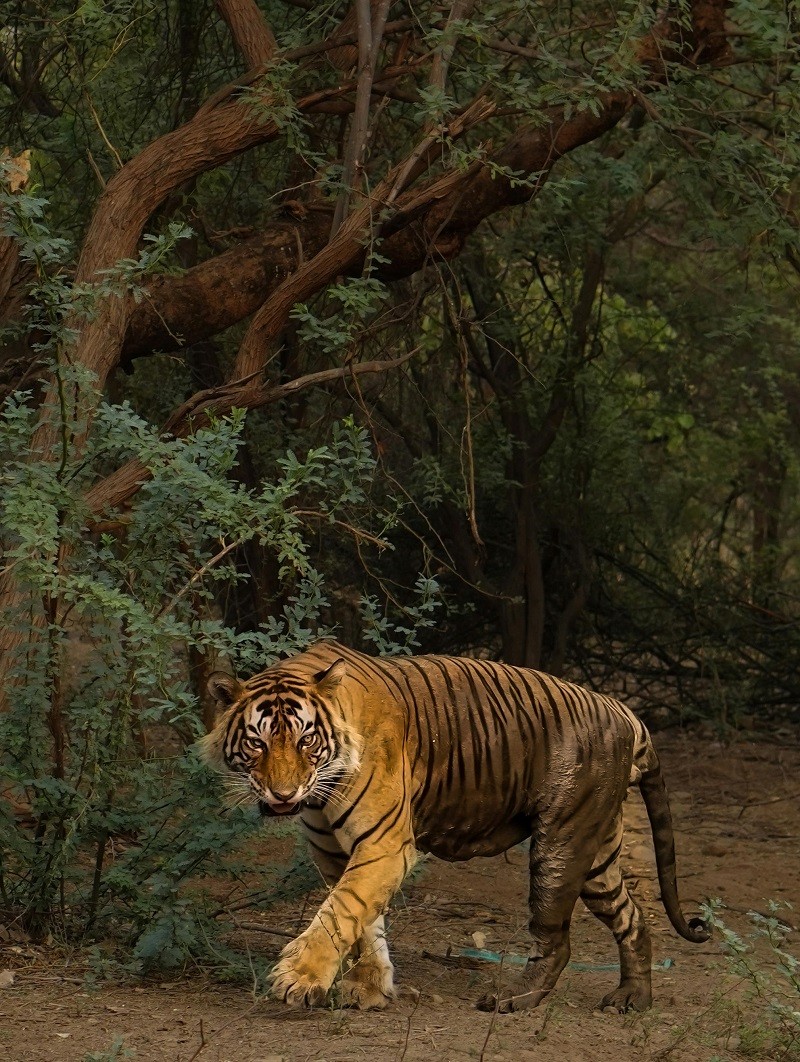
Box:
[0,381,388,954]
[702,901,800,1060]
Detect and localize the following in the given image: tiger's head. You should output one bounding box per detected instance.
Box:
[199,658,360,816]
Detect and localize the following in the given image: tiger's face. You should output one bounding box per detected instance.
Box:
[203,659,353,815]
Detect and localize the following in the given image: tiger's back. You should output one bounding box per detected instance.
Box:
[306,644,646,860]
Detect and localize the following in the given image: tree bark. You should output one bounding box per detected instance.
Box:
[215,0,277,69]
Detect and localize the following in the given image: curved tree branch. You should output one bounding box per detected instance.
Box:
[112,7,720,368]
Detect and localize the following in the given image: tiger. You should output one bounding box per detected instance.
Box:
[199,639,708,1013]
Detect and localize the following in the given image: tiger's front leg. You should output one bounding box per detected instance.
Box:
[269,824,413,1008]
[340,913,395,1010]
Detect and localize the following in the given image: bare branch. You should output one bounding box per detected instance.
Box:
[428,0,475,95]
[330,0,393,236]
[83,351,418,516]
[690,0,733,65]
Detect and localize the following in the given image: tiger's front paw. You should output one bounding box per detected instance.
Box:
[268,932,339,1008]
[270,960,329,1008]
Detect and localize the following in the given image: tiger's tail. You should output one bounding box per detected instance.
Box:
[639,755,710,943]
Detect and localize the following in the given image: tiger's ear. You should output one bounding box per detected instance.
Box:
[313,658,346,694]
[207,672,243,706]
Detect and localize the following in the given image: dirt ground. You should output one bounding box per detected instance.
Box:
[1,730,799,1062]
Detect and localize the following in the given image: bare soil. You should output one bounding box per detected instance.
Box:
[1,730,799,1062]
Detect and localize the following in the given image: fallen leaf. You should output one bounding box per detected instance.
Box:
[1,150,31,193]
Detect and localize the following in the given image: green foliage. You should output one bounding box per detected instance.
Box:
[701,901,800,1060]
[360,574,442,655]
[0,187,418,951]
[83,1037,135,1062]
[290,274,389,358]
[0,378,385,949]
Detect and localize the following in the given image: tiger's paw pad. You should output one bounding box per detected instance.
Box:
[598,981,652,1014]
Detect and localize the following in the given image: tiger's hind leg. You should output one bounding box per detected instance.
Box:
[477,830,596,1014]
[339,913,396,1010]
[581,812,652,1012]
[477,774,640,1017]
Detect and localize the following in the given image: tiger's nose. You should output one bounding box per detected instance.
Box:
[271,787,297,802]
